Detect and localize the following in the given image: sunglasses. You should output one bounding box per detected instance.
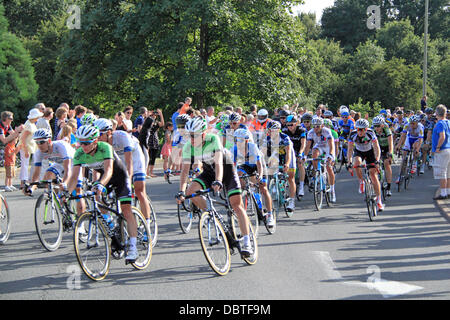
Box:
[314,125,322,129]
[35,140,47,145]
[79,139,96,146]
[279,117,286,120]
[287,124,296,127]
[373,125,381,128]
[357,128,366,131]
[303,121,310,124]
[230,122,239,125]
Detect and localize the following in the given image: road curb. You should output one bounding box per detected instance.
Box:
[434,188,450,223]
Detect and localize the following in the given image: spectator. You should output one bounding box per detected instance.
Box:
[123,106,133,133]
[36,107,54,133]
[250,104,258,116]
[53,106,68,139]
[432,104,450,200]
[421,95,428,112]
[171,102,184,132]
[236,107,243,115]
[180,97,192,115]
[3,134,20,192]
[34,103,46,114]
[147,109,164,178]
[160,122,173,177]
[206,106,217,130]
[115,111,127,131]
[138,111,153,171]
[18,108,43,189]
[133,107,147,138]
[74,105,87,128]
[0,111,23,146]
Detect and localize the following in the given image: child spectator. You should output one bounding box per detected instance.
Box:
[4,136,21,192]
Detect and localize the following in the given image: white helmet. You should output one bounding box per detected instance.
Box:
[233,128,251,141]
[312,117,324,126]
[33,128,52,140]
[355,119,370,129]
[257,109,268,123]
[81,113,97,126]
[75,125,100,140]
[372,116,385,126]
[185,117,207,133]
[94,118,113,132]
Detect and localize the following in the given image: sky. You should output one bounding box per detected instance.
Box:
[292,0,335,23]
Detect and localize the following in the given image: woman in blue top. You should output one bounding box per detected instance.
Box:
[432,104,450,200]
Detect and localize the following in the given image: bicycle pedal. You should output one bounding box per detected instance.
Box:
[125,258,136,265]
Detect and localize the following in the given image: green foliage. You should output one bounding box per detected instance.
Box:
[0,4,38,122]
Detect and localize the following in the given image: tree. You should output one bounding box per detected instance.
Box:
[0,4,38,121]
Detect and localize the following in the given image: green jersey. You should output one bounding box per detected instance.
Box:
[374,127,392,148]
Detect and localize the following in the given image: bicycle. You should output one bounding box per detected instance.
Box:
[305,155,332,211]
[27,178,82,251]
[73,190,152,281]
[397,150,414,192]
[379,160,388,202]
[183,188,257,276]
[177,168,202,234]
[335,138,348,173]
[268,166,292,218]
[240,172,276,236]
[350,163,378,221]
[0,192,11,244]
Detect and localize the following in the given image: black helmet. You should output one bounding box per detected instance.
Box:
[302,113,313,122]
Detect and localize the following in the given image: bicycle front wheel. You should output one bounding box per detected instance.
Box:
[126,207,153,270]
[198,211,231,276]
[0,195,11,244]
[177,201,194,234]
[74,212,111,281]
[242,190,260,238]
[135,195,158,248]
[34,192,63,251]
[364,180,377,221]
[268,178,280,218]
[313,171,323,211]
[243,217,258,266]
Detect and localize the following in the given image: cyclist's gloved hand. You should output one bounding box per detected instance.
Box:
[211,180,223,195]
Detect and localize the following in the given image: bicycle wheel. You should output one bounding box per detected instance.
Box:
[283,182,293,218]
[0,195,11,244]
[198,211,231,276]
[243,221,258,266]
[365,180,377,221]
[125,207,153,270]
[177,201,193,234]
[34,192,63,251]
[135,195,158,248]
[241,190,260,238]
[74,212,111,281]
[268,178,280,218]
[313,171,323,211]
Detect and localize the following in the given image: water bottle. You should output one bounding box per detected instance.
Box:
[102,214,116,230]
[254,193,263,210]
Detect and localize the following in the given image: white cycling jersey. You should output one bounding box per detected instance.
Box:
[111,130,146,181]
[34,140,76,178]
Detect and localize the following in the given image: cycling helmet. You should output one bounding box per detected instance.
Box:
[257,109,269,123]
[323,110,333,117]
[266,120,281,130]
[355,119,370,129]
[94,118,113,132]
[33,128,52,140]
[229,113,241,122]
[312,117,324,126]
[185,117,207,133]
[341,111,350,117]
[175,114,190,127]
[76,124,100,140]
[233,128,251,141]
[339,105,348,113]
[425,107,434,114]
[372,116,385,126]
[419,114,427,121]
[409,115,420,123]
[323,119,333,128]
[286,114,297,123]
[301,113,313,122]
[80,113,97,126]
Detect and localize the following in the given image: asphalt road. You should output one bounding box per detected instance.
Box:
[0,165,449,301]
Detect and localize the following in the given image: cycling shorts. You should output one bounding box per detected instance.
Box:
[193,164,241,198]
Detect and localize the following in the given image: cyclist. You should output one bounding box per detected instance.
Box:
[323,110,339,132]
[395,115,424,178]
[282,115,307,197]
[175,117,253,256]
[392,109,409,139]
[66,125,140,262]
[278,109,290,129]
[372,116,394,196]
[303,117,336,203]
[347,119,384,211]
[232,128,274,227]
[420,109,435,174]
[337,108,355,140]
[25,129,84,214]
[94,118,152,228]
[167,114,191,179]
[323,118,339,162]
[222,113,247,149]
[300,113,313,132]
[261,121,297,211]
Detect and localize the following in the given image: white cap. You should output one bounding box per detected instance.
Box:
[257,109,268,116]
[27,108,44,120]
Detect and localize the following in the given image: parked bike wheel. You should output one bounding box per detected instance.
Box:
[34,192,63,251]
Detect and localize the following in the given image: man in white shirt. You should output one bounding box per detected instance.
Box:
[205,106,217,130]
